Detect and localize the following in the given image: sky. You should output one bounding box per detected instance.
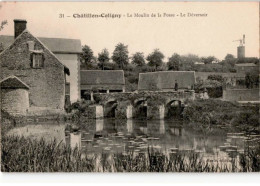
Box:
[0,2,259,60]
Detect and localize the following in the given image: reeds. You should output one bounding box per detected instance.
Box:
[2,135,259,172]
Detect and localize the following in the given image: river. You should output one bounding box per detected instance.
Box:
[7,118,259,167]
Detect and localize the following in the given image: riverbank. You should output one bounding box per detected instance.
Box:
[1,99,259,172]
[183,99,259,134]
[2,134,259,172]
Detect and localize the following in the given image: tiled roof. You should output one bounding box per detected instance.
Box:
[0,76,29,89]
[0,30,70,75]
[138,71,196,90]
[0,35,81,54]
[80,70,125,85]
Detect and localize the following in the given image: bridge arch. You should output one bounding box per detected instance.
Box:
[133,98,147,118]
[165,99,183,118]
[104,99,118,118]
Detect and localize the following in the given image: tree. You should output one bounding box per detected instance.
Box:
[80,45,94,68]
[201,56,217,64]
[98,48,110,70]
[225,54,235,61]
[167,53,181,71]
[146,49,164,70]
[112,43,129,69]
[131,52,145,66]
[0,5,7,32]
[0,20,7,31]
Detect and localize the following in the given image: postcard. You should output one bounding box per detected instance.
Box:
[0,1,259,173]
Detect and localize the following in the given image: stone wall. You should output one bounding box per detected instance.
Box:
[94,90,195,105]
[223,89,259,102]
[55,53,80,102]
[0,31,66,109]
[1,88,29,115]
[92,90,195,119]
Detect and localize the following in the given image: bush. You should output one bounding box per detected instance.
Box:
[183,99,259,133]
[208,74,224,82]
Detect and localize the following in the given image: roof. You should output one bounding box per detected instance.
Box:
[0,35,82,54]
[0,76,29,89]
[0,30,70,75]
[138,71,196,90]
[195,72,245,78]
[80,70,125,85]
[235,63,258,67]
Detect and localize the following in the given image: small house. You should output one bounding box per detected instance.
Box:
[0,19,70,115]
[235,63,259,74]
[138,71,196,91]
[0,20,82,102]
[80,70,125,100]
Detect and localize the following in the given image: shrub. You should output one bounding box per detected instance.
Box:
[208,74,224,82]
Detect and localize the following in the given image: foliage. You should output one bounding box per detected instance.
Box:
[80,45,94,69]
[112,43,129,69]
[183,99,259,133]
[97,48,110,70]
[0,20,7,31]
[201,56,217,64]
[178,54,200,71]
[167,53,181,71]
[66,100,95,115]
[207,74,224,82]
[131,52,146,66]
[146,49,164,70]
[195,77,224,98]
[225,54,235,60]
[245,73,259,89]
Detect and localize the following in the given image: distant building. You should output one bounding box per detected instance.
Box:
[80,70,125,100]
[0,20,82,102]
[235,63,258,74]
[237,46,245,59]
[138,71,196,91]
[0,19,70,115]
[194,61,204,65]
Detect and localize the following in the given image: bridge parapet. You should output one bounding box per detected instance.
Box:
[93,90,195,105]
[90,90,195,119]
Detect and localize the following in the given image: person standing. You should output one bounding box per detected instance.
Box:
[174,80,178,91]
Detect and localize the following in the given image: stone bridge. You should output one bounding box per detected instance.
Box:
[88,90,195,119]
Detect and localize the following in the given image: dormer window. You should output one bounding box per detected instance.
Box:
[28,41,45,69]
[32,53,44,68]
[30,51,44,68]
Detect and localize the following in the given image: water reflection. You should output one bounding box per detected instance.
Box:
[70,132,81,149]
[8,118,259,165]
[127,120,133,133]
[66,119,244,162]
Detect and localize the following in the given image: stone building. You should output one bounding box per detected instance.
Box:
[138,71,196,91]
[0,20,71,114]
[0,20,82,102]
[0,76,29,115]
[235,63,259,74]
[80,70,125,100]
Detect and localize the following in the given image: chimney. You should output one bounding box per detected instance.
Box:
[14,19,27,39]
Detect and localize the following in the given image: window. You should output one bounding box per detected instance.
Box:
[31,53,44,68]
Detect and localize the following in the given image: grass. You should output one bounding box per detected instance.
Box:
[1,135,259,172]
